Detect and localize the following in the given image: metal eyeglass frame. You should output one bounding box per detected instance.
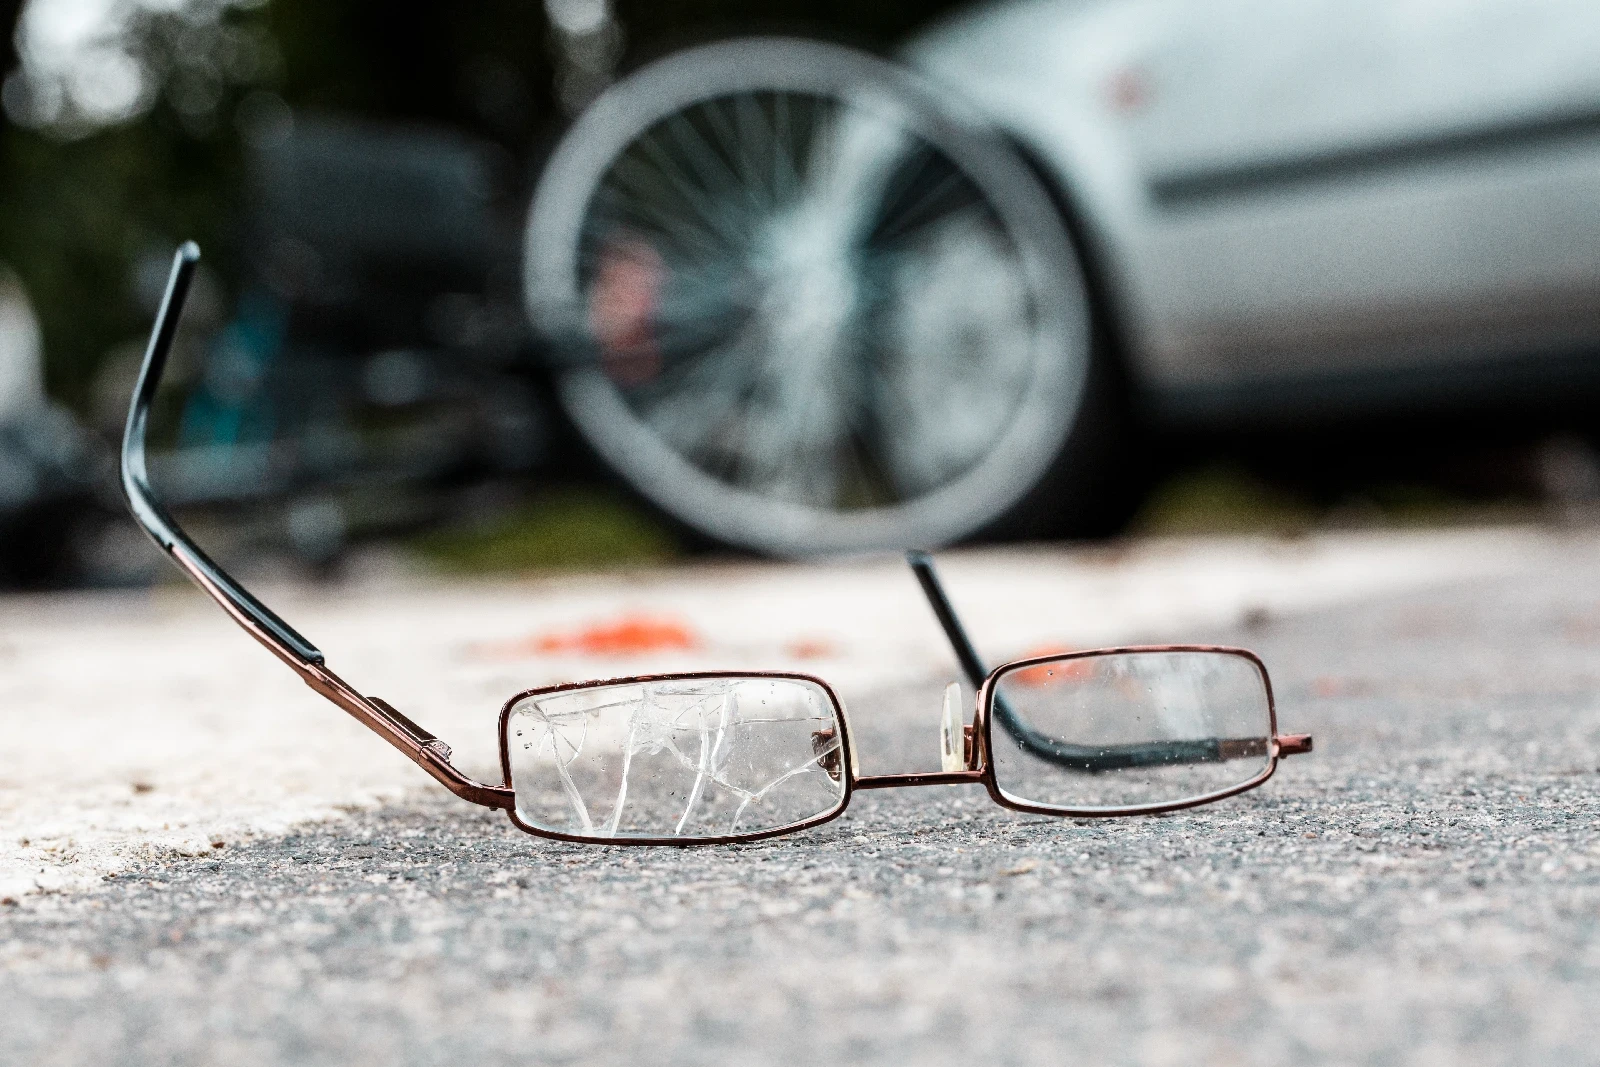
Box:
[122,243,1313,845]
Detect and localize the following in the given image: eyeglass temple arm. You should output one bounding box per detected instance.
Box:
[121,243,512,810]
[905,551,1310,770]
[906,550,1104,768]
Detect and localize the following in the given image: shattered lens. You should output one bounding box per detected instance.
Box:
[504,676,848,841]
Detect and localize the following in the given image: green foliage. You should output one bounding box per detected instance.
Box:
[412,489,678,574]
[1132,465,1322,536]
[0,0,960,411]
[1132,462,1538,536]
[0,0,559,411]
[0,118,240,407]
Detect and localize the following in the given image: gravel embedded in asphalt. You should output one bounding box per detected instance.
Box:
[4,564,1600,1066]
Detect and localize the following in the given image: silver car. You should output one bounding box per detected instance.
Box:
[524,0,1600,555]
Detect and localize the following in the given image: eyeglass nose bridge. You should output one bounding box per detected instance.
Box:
[853,682,986,792]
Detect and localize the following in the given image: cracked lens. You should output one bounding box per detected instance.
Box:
[506,677,846,839]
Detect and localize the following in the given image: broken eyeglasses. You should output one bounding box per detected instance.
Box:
[121,243,1312,845]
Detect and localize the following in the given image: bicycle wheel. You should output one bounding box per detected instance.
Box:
[524,37,1097,556]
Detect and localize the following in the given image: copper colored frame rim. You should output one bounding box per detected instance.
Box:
[496,670,858,846]
[973,644,1282,819]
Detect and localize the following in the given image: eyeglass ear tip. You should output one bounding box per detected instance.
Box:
[905,548,932,567]
[177,240,201,263]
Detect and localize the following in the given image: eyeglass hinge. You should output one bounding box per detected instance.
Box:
[370,697,453,761]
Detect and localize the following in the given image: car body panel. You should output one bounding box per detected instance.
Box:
[907,0,1600,420]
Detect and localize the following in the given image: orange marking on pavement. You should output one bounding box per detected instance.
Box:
[477,615,702,659]
[785,638,836,660]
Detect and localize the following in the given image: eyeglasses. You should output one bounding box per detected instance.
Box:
[122,243,1313,846]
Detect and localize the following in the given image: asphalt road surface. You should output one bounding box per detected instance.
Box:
[2,532,1598,1065]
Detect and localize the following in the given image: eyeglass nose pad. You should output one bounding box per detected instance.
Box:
[939,682,966,772]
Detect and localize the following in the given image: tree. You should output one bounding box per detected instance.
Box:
[0,0,959,411]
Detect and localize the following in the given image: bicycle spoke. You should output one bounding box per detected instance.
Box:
[662,109,760,232]
[630,133,752,248]
[732,92,778,212]
[587,182,727,266]
[771,92,800,208]
[872,165,979,246]
[636,338,760,458]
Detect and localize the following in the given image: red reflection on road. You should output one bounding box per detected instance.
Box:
[1008,643,1096,687]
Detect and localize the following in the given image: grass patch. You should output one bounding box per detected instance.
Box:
[1132,464,1540,536]
[412,489,679,574]
[1131,465,1320,536]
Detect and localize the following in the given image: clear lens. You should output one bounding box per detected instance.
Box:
[988,650,1273,812]
[504,675,847,841]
